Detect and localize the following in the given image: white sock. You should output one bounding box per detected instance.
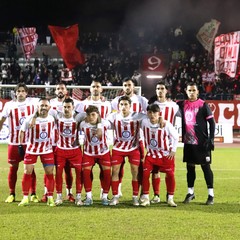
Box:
[188,187,194,195]
[208,188,214,197]
[57,193,62,199]
[102,193,108,199]
[86,191,92,199]
[23,195,28,199]
[66,188,73,195]
[118,183,122,192]
[168,194,174,201]
[76,193,81,199]
[44,186,48,194]
[141,194,149,199]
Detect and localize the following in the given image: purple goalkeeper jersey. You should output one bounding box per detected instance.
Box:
[178,99,214,145]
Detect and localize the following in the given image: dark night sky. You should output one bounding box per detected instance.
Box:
[1,0,240,34]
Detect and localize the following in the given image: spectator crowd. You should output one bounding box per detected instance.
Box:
[1,26,240,100]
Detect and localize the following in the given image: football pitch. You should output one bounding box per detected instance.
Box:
[0,144,239,240]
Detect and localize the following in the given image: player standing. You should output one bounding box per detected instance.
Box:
[80,105,112,206]
[54,98,85,206]
[147,81,179,204]
[111,77,148,196]
[75,79,112,199]
[0,83,39,203]
[177,82,215,205]
[18,98,55,207]
[139,104,178,207]
[107,96,146,206]
[41,82,80,202]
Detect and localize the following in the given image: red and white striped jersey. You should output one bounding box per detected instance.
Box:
[111,94,148,113]
[56,113,85,150]
[80,119,111,156]
[141,118,178,158]
[152,100,179,124]
[1,98,39,145]
[21,115,55,155]
[50,98,81,112]
[75,99,112,118]
[50,97,81,146]
[107,112,146,152]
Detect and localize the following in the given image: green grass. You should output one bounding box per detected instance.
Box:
[0,144,239,240]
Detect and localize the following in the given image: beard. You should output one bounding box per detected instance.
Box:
[57,93,64,99]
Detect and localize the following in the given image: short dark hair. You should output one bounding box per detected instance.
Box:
[122,77,135,84]
[147,104,160,113]
[118,95,131,105]
[156,81,168,90]
[63,97,74,105]
[186,82,198,89]
[85,105,99,115]
[91,79,102,85]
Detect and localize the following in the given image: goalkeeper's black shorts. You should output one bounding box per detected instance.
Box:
[183,144,212,165]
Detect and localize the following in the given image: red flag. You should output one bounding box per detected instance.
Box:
[48,24,85,69]
[17,27,38,60]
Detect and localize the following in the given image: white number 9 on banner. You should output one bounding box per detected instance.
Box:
[148,56,161,71]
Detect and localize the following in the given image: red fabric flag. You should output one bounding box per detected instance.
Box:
[48,24,85,69]
[17,27,38,60]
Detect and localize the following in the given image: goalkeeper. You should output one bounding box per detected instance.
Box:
[177,82,215,205]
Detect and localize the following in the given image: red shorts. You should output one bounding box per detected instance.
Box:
[24,152,55,166]
[111,148,140,166]
[55,147,82,169]
[8,144,26,164]
[144,155,175,173]
[82,152,111,168]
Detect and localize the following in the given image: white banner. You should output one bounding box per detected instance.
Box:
[214,31,240,78]
[196,19,220,53]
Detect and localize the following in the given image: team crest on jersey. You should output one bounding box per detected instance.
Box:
[91,136,99,143]
[63,127,72,135]
[122,130,130,139]
[150,139,158,147]
[40,124,48,139]
[40,131,48,139]
[185,111,193,121]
